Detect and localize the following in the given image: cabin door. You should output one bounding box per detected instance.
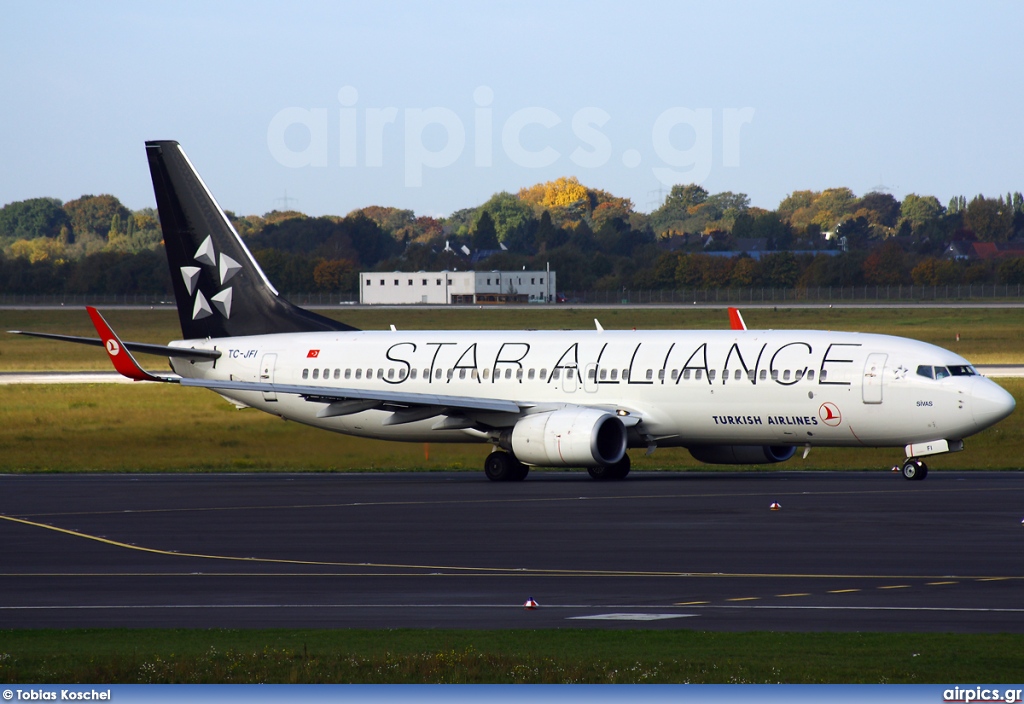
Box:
[862,353,886,404]
[260,353,278,402]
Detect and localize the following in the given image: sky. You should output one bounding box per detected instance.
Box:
[1,1,1022,218]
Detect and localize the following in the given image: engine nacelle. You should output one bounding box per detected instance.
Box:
[510,408,627,467]
[688,445,797,465]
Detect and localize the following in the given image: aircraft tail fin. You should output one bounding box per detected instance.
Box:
[728,307,747,331]
[145,140,357,339]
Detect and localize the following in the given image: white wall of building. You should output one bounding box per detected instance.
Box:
[360,270,556,304]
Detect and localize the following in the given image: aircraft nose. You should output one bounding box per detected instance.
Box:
[972,378,1016,430]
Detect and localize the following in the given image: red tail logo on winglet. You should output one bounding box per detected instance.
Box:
[86,306,164,382]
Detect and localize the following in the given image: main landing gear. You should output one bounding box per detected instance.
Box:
[587,454,631,480]
[484,451,529,481]
[899,458,928,481]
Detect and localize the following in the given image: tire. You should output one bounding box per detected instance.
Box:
[485,451,514,481]
[902,459,927,481]
[485,451,528,481]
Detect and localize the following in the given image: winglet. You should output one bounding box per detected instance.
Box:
[728,307,747,331]
[85,306,168,382]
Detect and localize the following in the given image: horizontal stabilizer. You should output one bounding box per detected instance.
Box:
[7,330,221,361]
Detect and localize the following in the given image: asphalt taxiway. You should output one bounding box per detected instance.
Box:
[1,471,1022,632]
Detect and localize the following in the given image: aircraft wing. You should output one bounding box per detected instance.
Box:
[177,376,524,415]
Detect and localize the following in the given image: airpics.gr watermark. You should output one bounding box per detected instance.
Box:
[943,687,1024,703]
[267,86,755,187]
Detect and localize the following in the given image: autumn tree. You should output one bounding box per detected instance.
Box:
[63,194,130,239]
[964,195,1013,242]
[313,258,356,291]
[863,239,909,285]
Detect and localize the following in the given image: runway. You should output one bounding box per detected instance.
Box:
[0,471,1022,632]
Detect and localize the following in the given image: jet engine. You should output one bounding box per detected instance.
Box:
[509,408,627,467]
[687,445,797,465]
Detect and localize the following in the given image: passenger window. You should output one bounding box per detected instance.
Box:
[528,369,535,380]
[459,369,466,379]
[771,370,779,381]
[447,369,454,380]
[747,370,755,381]
[589,368,597,380]
[806,369,815,381]
[505,368,512,379]
[671,369,679,380]
[435,368,442,379]
[312,369,319,380]
[516,369,523,380]
[376,369,383,379]
[646,369,653,380]
[783,370,791,381]
[759,369,767,381]
[355,369,362,379]
[622,369,628,380]
[345,369,351,379]
[916,365,933,379]
[483,368,489,379]
[540,369,547,380]
[410,369,417,380]
[302,369,308,379]
[658,369,665,381]
[682,369,690,380]
[735,369,742,380]
[795,369,804,381]
[610,369,618,380]
[553,369,561,380]
[695,369,703,380]
[366,368,372,378]
[600,369,607,380]
[708,370,716,381]
[334,369,340,380]
[820,369,827,381]
[387,369,395,379]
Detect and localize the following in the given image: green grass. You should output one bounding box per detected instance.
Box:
[2,306,1024,370]
[1,379,1021,472]
[0,629,1021,683]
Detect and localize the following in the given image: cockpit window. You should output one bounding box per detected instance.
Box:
[917,364,977,380]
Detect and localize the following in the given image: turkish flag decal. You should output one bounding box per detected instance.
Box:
[307,349,320,358]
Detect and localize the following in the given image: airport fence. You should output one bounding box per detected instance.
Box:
[3,284,1024,307]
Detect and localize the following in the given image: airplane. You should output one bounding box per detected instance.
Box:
[9,141,1016,482]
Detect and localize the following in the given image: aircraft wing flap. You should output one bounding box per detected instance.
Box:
[176,377,524,414]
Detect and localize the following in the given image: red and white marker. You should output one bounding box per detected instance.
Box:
[770,502,781,511]
[523,598,539,610]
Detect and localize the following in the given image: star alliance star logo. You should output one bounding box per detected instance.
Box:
[180,235,241,321]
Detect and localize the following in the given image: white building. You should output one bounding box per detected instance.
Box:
[359,270,556,305]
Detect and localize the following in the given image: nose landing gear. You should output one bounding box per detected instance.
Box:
[898,458,928,481]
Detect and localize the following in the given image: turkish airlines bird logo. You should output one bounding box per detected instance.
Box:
[105,339,120,356]
[819,402,842,427]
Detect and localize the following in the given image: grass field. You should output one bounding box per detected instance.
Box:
[1,629,1022,683]
[3,305,1024,370]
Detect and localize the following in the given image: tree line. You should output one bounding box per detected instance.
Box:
[2,180,1023,295]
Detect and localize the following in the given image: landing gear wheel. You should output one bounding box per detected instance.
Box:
[901,459,928,481]
[588,454,631,480]
[484,451,528,481]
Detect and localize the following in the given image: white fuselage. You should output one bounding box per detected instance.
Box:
[169,328,1012,451]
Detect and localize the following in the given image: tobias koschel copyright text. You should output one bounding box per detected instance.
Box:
[4,691,110,701]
